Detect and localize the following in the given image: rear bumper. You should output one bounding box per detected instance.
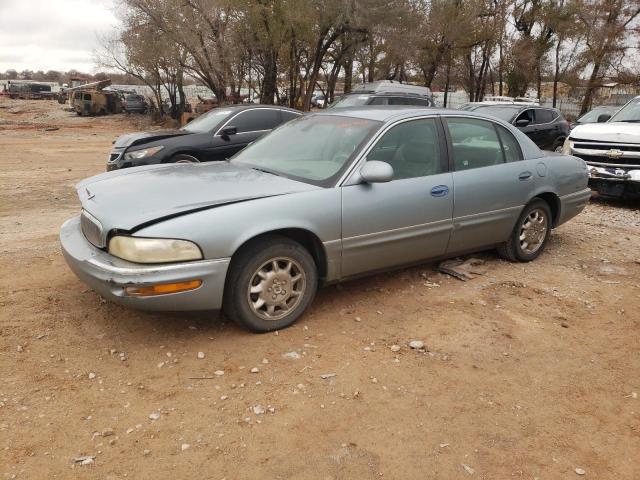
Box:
[60,215,230,311]
[558,188,591,226]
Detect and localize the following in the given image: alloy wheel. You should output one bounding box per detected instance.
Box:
[247,257,306,321]
[519,208,548,254]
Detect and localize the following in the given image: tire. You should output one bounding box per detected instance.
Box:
[552,138,565,152]
[497,199,552,262]
[223,235,318,332]
[171,154,200,164]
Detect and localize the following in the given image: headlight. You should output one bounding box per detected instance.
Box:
[108,236,203,263]
[124,145,164,160]
[562,137,572,155]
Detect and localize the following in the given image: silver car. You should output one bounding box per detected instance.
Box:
[60,107,591,332]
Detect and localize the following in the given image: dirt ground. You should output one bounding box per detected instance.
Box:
[1,99,639,480]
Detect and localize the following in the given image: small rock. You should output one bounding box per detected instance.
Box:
[252,405,265,415]
[181,443,190,451]
[143,449,151,456]
[148,412,161,421]
[283,351,301,360]
[73,455,95,465]
[390,345,401,352]
[575,467,586,475]
[461,463,475,475]
[88,372,96,380]
[320,373,337,379]
[261,358,269,364]
[439,443,449,448]
[561,322,569,328]
[101,428,114,437]
[214,370,225,376]
[17,345,24,352]
[250,367,260,373]
[126,428,134,434]
[408,340,425,350]
[220,395,228,401]
[197,352,205,359]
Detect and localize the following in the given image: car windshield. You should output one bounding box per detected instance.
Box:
[472,105,521,121]
[608,98,640,122]
[577,106,619,123]
[329,94,372,108]
[231,115,381,186]
[181,108,233,133]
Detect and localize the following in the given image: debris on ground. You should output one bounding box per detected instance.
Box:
[438,257,487,281]
[408,340,425,350]
[73,455,95,465]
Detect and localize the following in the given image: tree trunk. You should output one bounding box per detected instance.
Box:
[343,54,354,93]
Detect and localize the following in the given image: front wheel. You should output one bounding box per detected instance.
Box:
[223,236,318,332]
[497,199,552,262]
[171,154,200,164]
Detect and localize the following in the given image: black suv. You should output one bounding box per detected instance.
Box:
[330,80,435,109]
[468,104,570,151]
[107,105,302,171]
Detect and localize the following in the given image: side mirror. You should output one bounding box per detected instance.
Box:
[360,161,394,183]
[597,113,611,123]
[220,126,237,137]
[515,118,530,127]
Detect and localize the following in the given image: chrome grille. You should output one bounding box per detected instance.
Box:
[80,211,105,248]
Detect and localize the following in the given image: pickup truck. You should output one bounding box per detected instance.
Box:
[563,96,640,199]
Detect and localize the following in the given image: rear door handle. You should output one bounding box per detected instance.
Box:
[430,185,449,197]
[519,171,533,181]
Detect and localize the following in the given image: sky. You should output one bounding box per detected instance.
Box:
[0,0,121,73]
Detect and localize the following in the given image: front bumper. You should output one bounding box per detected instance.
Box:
[586,166,640,199]
[60,215,230,311]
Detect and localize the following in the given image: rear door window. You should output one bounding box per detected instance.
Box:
[496,125,523,162]
[230,109,281,133]
[535,109,556,124]
[446,118,505,171]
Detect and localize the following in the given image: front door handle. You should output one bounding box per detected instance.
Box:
[519,171,533,181]
[430,185,450,197]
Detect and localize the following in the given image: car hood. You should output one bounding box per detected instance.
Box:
[76,162,320,233]
[570,122,640,143]
[113,129,192,149]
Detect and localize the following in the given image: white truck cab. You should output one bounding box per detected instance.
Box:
[564,96,640,199]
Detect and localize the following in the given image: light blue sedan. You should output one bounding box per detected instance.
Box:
[60,107,590,332]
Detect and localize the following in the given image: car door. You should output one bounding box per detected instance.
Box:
[206,108,281,160]
[443,117,536,254]
[341,117,453,277]
[513,109,542,146]
[533,108,557,149]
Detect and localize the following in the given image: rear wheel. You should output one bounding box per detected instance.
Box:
[552,138,565,152]
[171,154,200,164]
[223,235,318,332]
[497,199,552,262]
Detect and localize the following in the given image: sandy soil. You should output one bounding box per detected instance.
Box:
[1,99,639,480]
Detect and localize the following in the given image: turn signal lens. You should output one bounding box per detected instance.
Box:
[125,280,202,297]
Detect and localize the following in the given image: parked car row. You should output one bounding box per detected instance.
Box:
[62,96,591,332]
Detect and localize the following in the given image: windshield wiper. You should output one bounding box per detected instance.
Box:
[251,167,281,177]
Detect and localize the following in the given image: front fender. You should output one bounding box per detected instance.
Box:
[134,188,342,262]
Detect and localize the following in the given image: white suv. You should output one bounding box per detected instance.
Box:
[564,96,640,199]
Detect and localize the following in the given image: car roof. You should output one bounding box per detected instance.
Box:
[309,106,544,159]
[215,104,301,113]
